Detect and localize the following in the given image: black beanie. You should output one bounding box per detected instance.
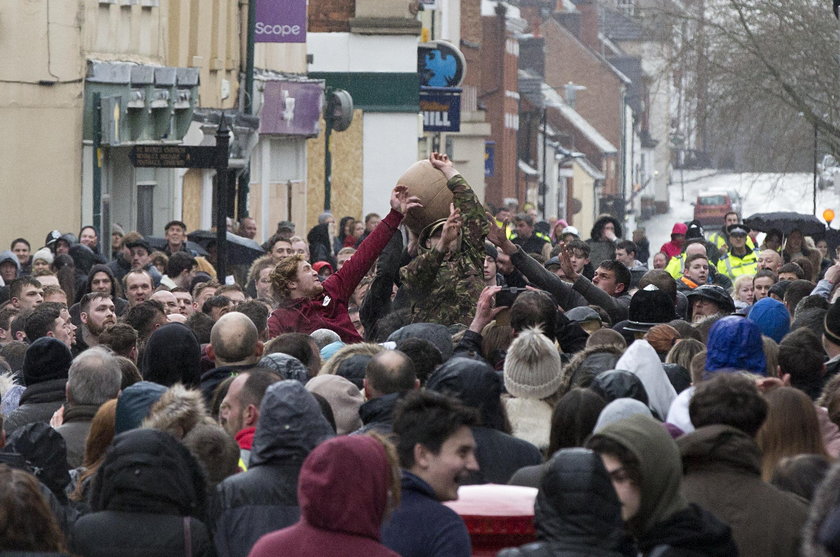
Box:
[22,337,72,386]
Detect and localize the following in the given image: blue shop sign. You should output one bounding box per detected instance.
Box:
[485,141,495,177]
[420,87,461,133]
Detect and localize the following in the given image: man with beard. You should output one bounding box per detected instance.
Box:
[79,292,117,349]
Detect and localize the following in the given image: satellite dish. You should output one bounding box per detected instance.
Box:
[326,89,353,132]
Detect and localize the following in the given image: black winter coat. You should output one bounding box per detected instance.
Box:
[637,504,738,557]
[3,378,67,434]
[211,380,333,557]
[498,448,632,557]
[70,429,213,557]
[426,358,541,484]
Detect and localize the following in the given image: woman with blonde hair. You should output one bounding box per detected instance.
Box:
[732,273,755,310]
[757,387,830,481]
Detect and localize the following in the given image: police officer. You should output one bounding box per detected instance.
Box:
[716,224,758,279]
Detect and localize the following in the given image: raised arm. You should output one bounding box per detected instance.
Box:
[328,184,421,302]
[429,152,488,247]
[485,213,587,312]
[399,202,463,296]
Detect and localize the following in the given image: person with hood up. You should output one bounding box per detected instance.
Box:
[258,352,309,383]
[141,383,209,441]
[399,153,488,327]
[267,184,420,342]
[594,398,654,432]
[2,422,74,517]
[305,374,365,435]
[248,435,401,557]
[426,357,541,483]
[70,263,128,322]
[705,316,767,376]
[679,374,808,557]
[659,223,688,261]
[4,337,72,434]
[588,215,623,267]
[586,414,737,556]
[614,340,677,421]
[747,296,790,343]
[562,339,626,389]
[0,249,21,285]
[306,221,337,269]
[589,370,652,413]
[113,381,167,434]
[139,322,202,387]
[498,448,633,557]
[70,428,214,557]
[212,380,334,557]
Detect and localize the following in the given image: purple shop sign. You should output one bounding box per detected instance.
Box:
[255,0,307,43]
[260,80,324,137]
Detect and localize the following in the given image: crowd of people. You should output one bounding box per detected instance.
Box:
[2,153,840,555]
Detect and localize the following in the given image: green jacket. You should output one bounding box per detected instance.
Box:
[400,174,487,327]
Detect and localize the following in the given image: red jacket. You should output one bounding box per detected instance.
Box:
[660,240,684,260]
[267,209,403,343]
[247,436,398,557]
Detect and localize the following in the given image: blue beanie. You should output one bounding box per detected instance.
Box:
[114,381,167,434]
[706,316,767,375]
[320,341,345,362]
[747,297,790,343]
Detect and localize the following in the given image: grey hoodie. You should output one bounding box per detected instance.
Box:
[0,250,21,284]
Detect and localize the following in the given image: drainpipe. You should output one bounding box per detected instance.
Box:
[92,93,102,240]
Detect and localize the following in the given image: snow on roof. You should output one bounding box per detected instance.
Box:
[540,82,617,154]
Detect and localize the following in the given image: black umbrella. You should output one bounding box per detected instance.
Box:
[145,236,209,257]
[743,212,826,237]
[187,230,265,266]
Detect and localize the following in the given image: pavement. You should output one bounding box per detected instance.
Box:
[636,170,840,259]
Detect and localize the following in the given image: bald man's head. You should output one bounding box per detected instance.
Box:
[363,349,418,399]
[685,242,707,258]
[210,311,263,366]
[757,249,783,273]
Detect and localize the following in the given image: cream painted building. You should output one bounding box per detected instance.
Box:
[0,2,87,248]
[1,0,426,259]
[0,0,245,253]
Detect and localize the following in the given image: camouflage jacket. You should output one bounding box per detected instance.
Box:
[399,174,488,326]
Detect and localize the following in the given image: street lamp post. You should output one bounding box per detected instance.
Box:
[814,123,819,215]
